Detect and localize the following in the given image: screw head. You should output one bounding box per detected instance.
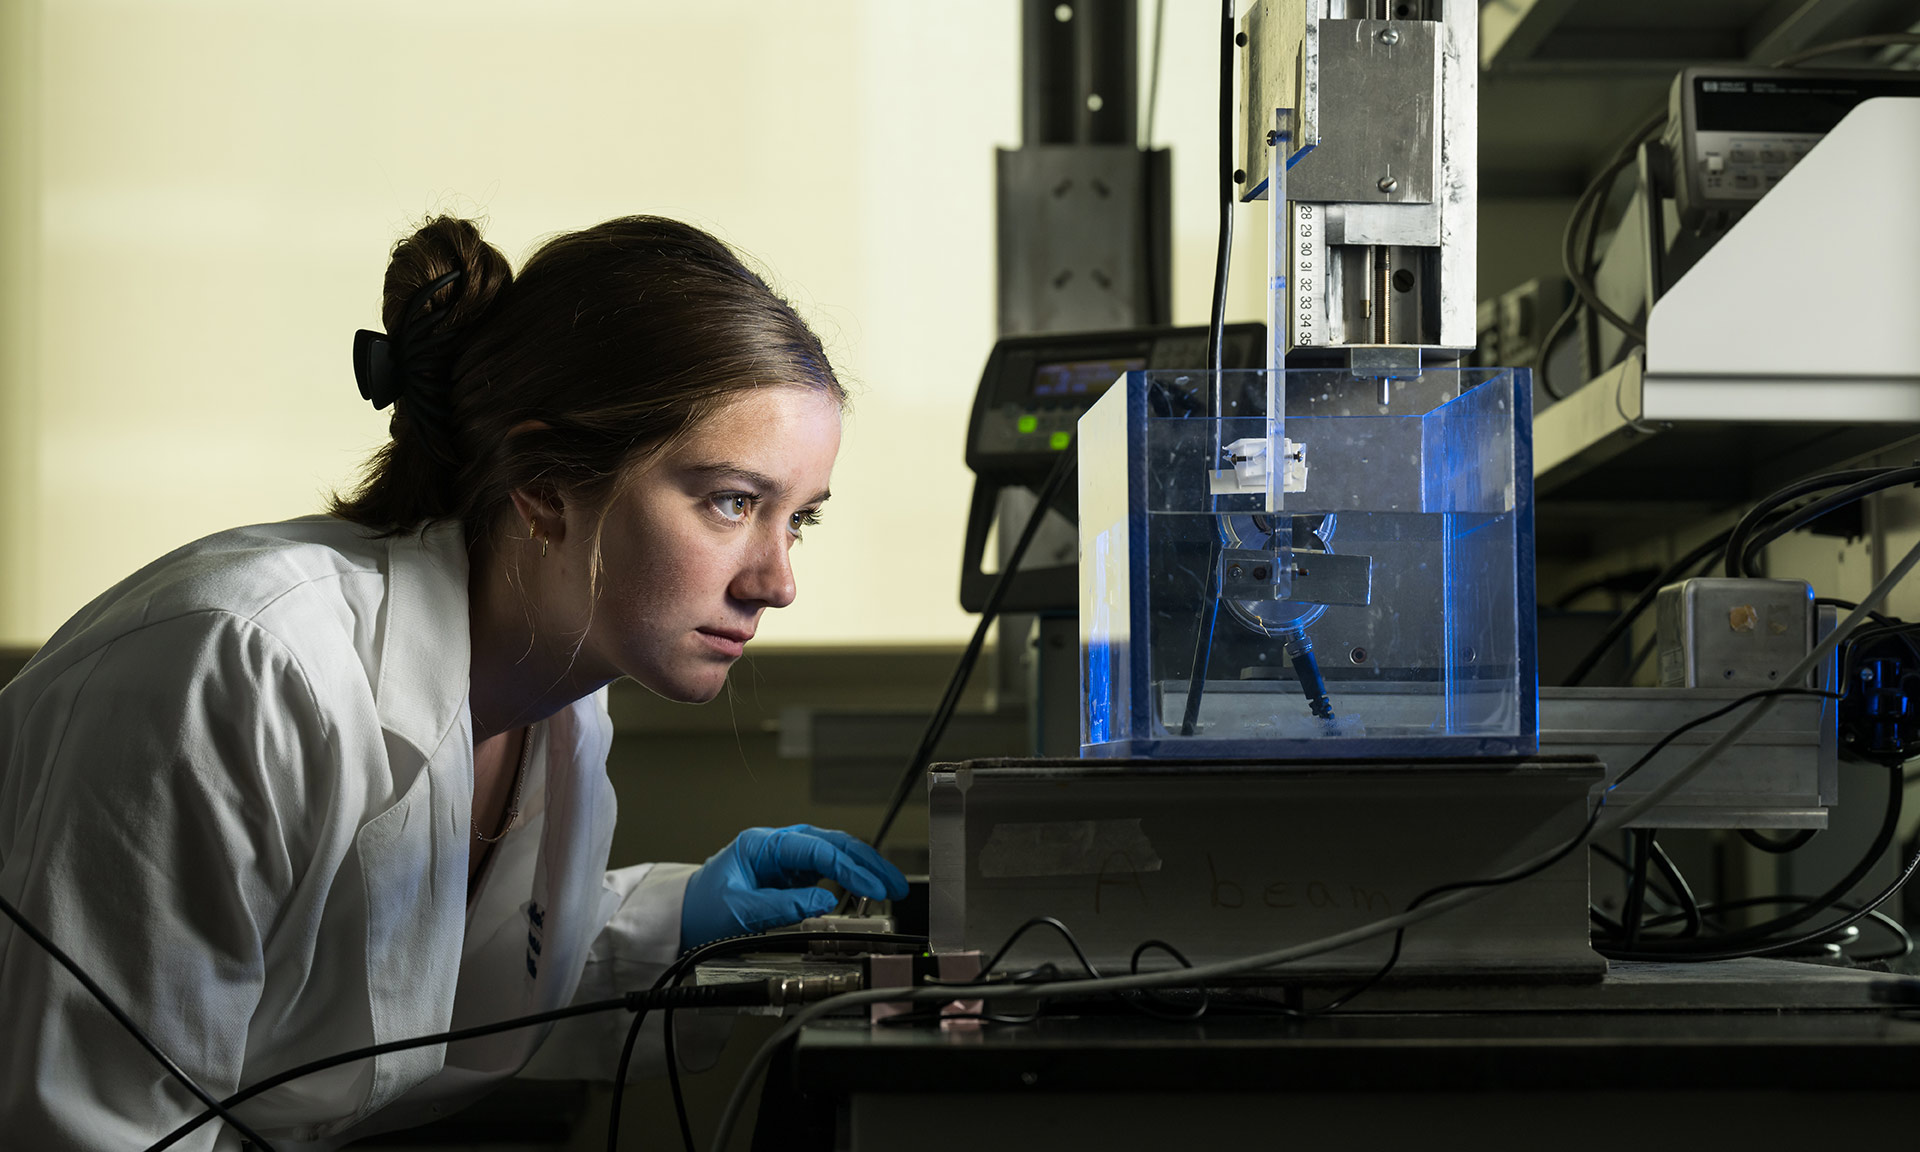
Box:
[1227,564,1244,579]
[1252,566,1270,581]
[1233,168,1247,184]
[1266,129,1278,146]
[1379,28,1400,45]
[1377,176,1398,193]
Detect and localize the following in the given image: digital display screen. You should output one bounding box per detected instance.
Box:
[1031,357,1146,402]
[1694,75,1918,134]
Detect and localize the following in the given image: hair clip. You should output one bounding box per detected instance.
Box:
[350,269,464,412]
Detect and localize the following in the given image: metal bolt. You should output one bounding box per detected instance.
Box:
[1266,129,1279,146]
[1233,168,1247,184]
[1252,566,1270,580]
[1379,28,1400,45]
[1227,564,1244,579]
[1377,176,1397,193]
[1086,92,1104,112]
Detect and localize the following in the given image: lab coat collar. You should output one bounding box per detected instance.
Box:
[375,521,472,762]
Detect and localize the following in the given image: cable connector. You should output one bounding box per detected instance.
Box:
[764,970,864,1009]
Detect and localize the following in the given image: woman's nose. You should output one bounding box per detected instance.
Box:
[732,533,797,609]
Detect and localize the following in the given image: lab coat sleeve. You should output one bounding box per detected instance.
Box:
[0,613,334,1152]
[518,862,733,1081]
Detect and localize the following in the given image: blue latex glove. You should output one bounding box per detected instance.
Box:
[679,824,909,951]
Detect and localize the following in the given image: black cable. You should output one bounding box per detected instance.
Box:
[153,996,638,1152]
[1609,687,1839,792]
[1545,34,1920,390]
[872,447,1076,850]
[1126,939,1210,1021]
[1735,468,1920,578]
[1648,835,1702,939]
[164,931,927,1152]
[1177,0,1239,739]
[1564,461,1904,688]
[1204,0,1233,380]
[974,916,1104,982]
[1591,842,1682,910]
[0,892,278,1152]
[1560,108,1668,352]
[1723,467,1887,577]
[1621,830,1655,949]
[1740,827,1819,854]
[1606,837,1920,963]
[1532,293,1577,402]
[1649,896,1914,962]
[1626,761,1901,956]
[665,999,696,1152]
[637,928,931,1151]
[605,1008,651,1152]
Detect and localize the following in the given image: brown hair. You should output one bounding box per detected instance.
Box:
[330,215,843,546]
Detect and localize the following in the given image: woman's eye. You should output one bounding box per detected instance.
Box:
[714,494,753,522]
[789,509,822,538]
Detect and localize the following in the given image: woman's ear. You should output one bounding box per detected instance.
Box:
[509,484,568,549]
[504,420,567,548]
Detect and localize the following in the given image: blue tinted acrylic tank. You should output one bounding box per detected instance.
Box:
[1079,367,1537,760]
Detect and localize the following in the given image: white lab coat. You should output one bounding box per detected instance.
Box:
[0,517,716,1151]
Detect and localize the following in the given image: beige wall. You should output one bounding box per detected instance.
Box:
[0,0,1263,648]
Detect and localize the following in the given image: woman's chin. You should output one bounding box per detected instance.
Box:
[632,665,733,705]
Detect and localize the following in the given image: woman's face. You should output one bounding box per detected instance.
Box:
[584,385,842,703]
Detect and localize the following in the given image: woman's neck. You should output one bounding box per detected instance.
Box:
[465,530,609,742]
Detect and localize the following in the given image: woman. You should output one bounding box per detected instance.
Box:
[0,215,906,1149]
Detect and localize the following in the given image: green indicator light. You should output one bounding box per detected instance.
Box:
[1049,430,1072,451]
[1017,414,1038,434]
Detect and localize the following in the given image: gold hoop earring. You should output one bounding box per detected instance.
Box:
[528,518,548,558]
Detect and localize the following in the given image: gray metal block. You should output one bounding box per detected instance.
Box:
[1541,686,1836,830]
[929,757,1604,979]
[1656,577,1814,689]
[1289,20,1441,206]
[995,145,1171,336]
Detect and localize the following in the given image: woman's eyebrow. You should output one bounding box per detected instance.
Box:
[682,461,832,505]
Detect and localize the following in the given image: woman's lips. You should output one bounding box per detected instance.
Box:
[696,627,753,657]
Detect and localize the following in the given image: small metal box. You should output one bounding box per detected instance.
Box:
[1656,577,1813,688]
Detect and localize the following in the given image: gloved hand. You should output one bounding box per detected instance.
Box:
[679,824,909,951]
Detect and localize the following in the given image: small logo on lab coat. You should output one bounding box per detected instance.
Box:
[527,901,545,978]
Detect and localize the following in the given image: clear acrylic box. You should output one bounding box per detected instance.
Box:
[1079,367,1537,759]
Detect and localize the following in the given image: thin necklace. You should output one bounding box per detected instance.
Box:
[475,724,533,844]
